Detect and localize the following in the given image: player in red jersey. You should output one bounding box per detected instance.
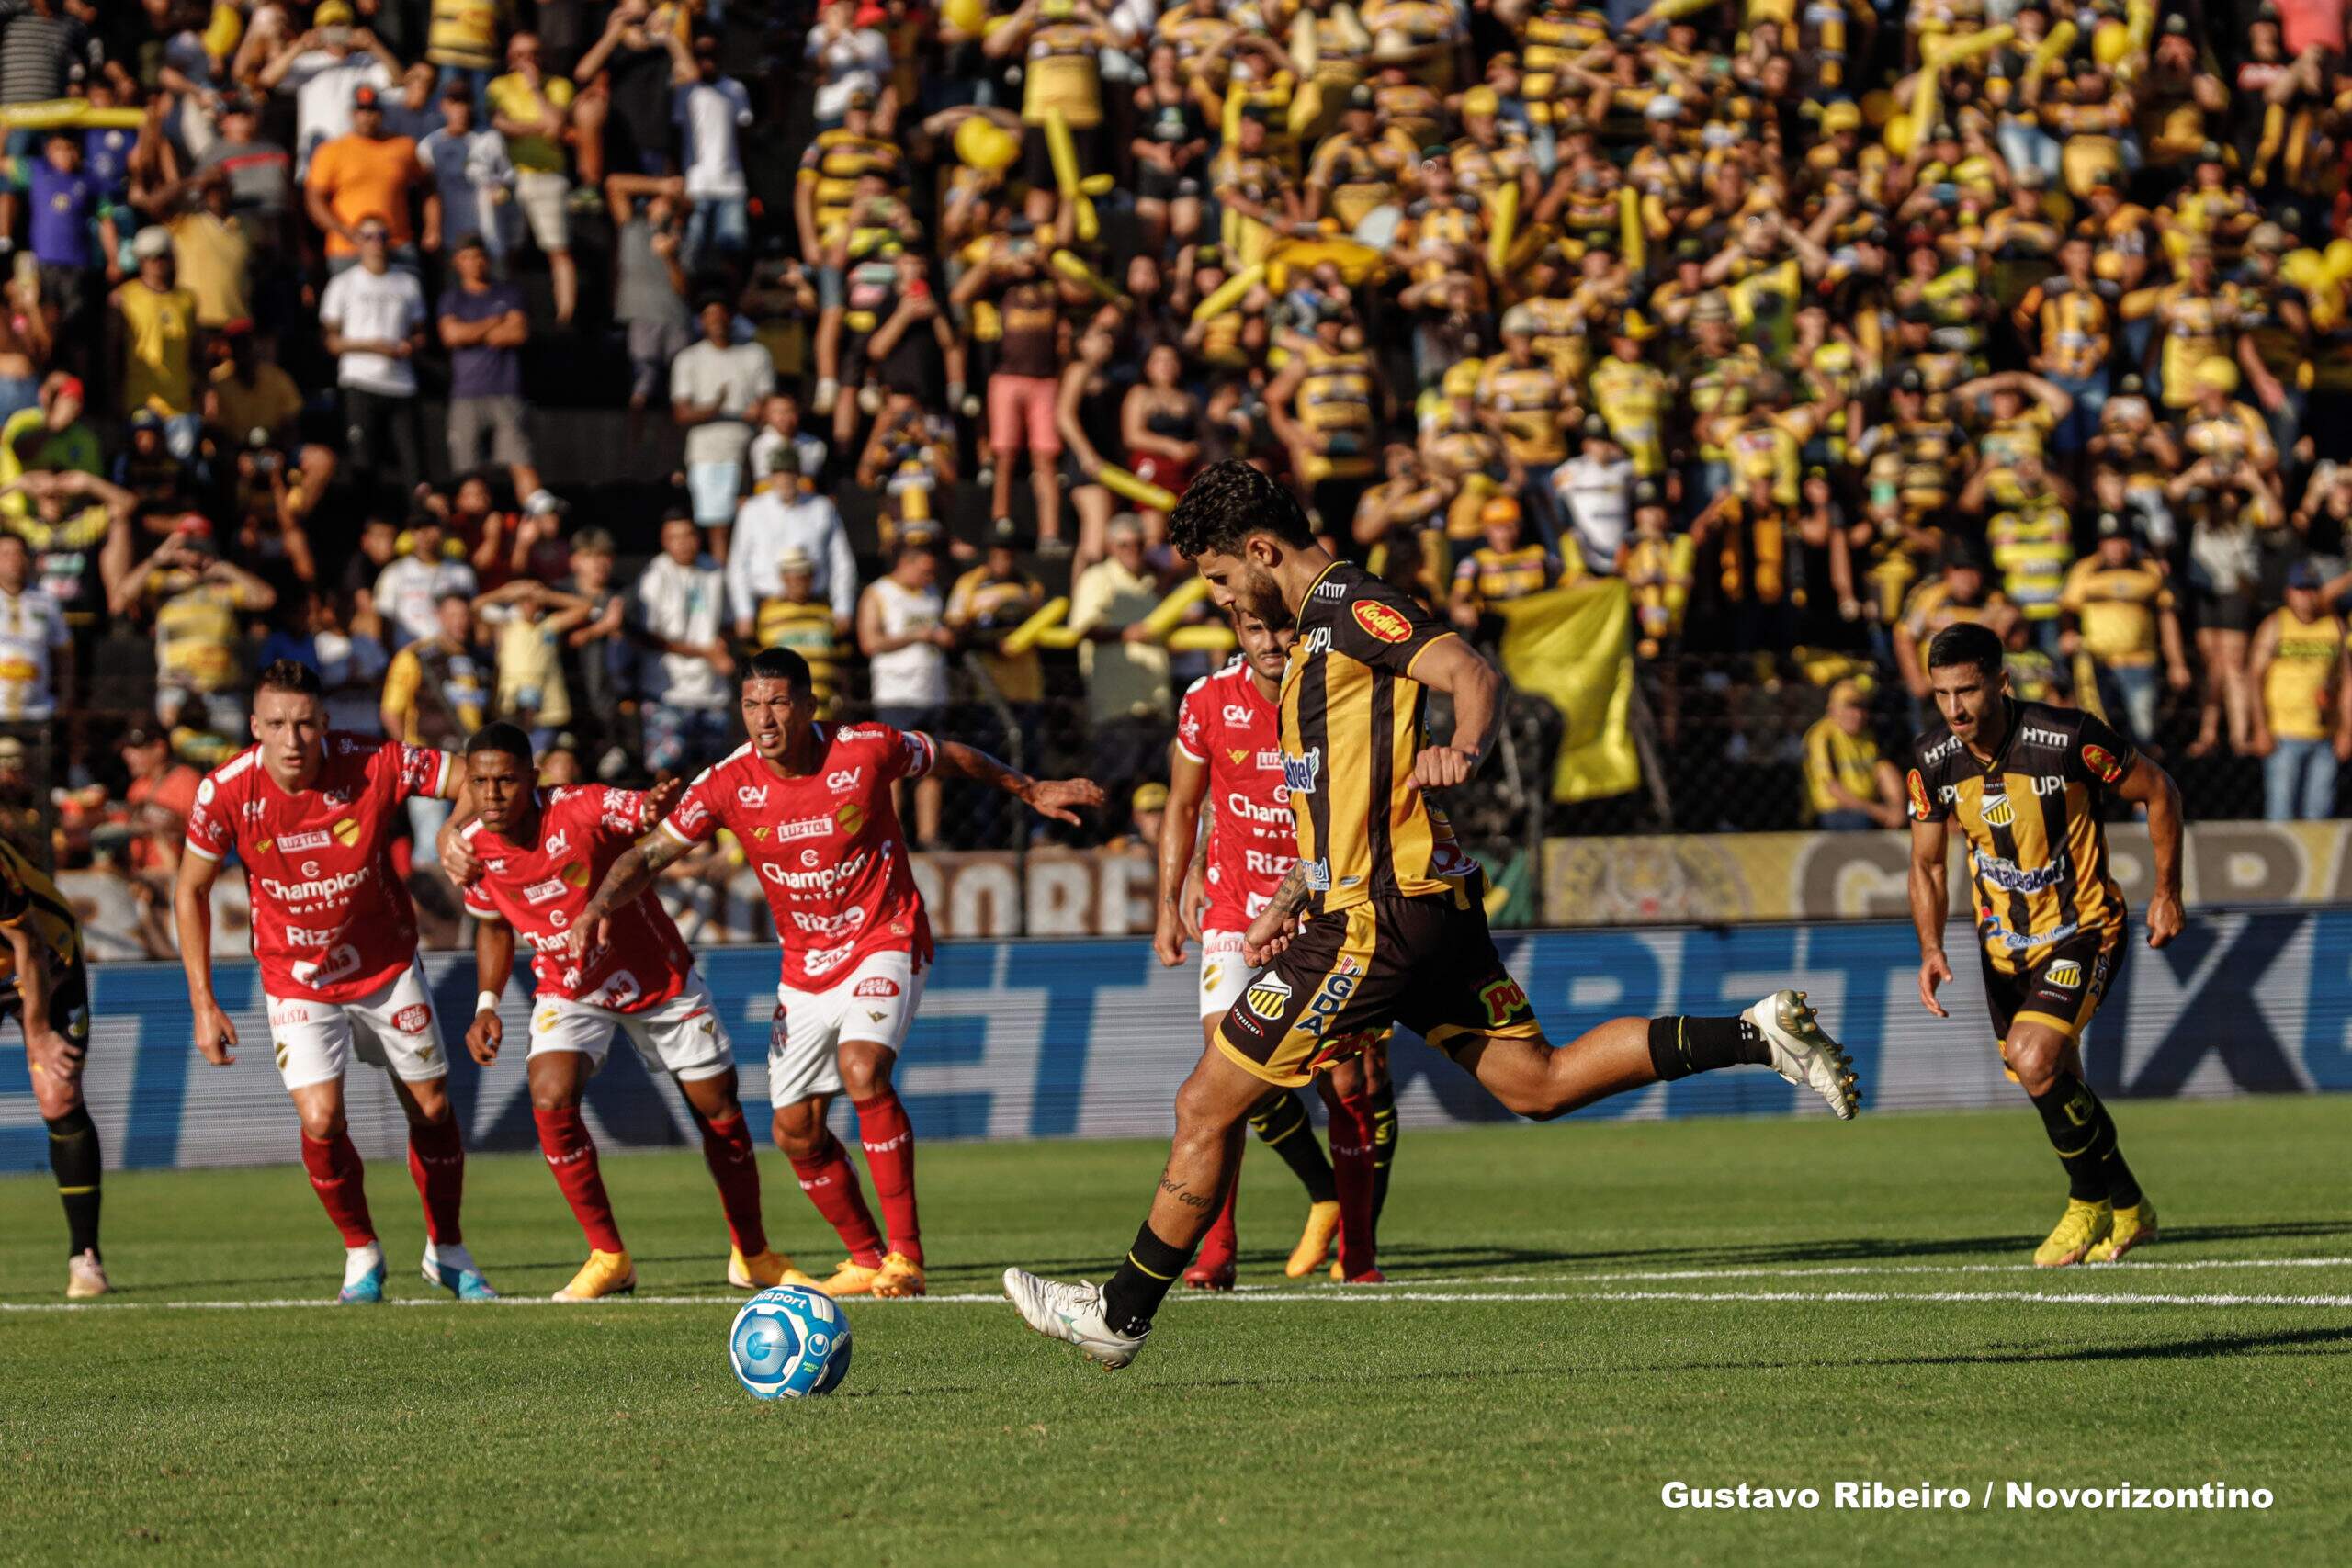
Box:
[448,723,815,1302]
[175,661,492,1304]
[1157,606,1389,1286]
[572,647,1103,1299]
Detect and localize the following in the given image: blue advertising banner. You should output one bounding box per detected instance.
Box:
[4,912,2345,1173]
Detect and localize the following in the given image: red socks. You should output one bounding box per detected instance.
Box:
[1194,1176,1240,1271]
[851,1090,922,1266]
[406,1115,467,1245]
[300,1129,376,1247]
[1331,1092,1377,1279]
[533,1106,624,1254]
[696,1110,769,1257]
[789,1139,884,1267]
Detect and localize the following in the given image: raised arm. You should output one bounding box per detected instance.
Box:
[569,826,695,962]
[931,739,1104,824]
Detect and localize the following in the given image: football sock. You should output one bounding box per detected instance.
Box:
[694,1109,768,1258]
[44,1107,101,1258]
[533,1106,626,1254]
[1194,1177,1239,1270]
[2069,1081,2142,1208]
[1103,1221,1190,1337]
[1646,1016,1771,1080]
[1249,1088,1337,1204]
[851,1089,922,1267]
[1330,1091,1377,1278]
[790,1139,885,1267]
[406,1115,467,1245]
[300,1130,377,1247]
[2030,1078,2110,1202]
[1366,1078,1398,1223]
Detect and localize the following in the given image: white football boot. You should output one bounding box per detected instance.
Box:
[1745,988,1862,1120]
[1001,1268,1148,1371]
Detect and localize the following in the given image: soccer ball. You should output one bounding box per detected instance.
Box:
[728,1285,852,1399]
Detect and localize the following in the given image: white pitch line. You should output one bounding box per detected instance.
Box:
[1298,1256,2352,1287]
[5,1286,2349,1313]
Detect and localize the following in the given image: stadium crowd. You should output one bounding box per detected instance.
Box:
[9,0,2352,919]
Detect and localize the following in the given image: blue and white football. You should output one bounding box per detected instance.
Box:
[728,1285,852,1399]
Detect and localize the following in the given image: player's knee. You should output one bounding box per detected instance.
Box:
[837,1045,892,1100]
[770,1100,826,1157]
[297,1105,347,1141]
[30,1076,81,1119]
[1173,1072,1250,1144]
[2006,1033,2064,1091]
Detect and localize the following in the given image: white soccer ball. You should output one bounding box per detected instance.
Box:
[728,1285,852,1399]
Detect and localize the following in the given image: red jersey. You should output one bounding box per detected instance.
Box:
[1175,660,1295,929]
[458,785,695,1013]
[184,733,450,1003]
[662,724,937,991]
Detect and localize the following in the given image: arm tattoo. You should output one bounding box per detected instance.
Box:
[581,830,687,926]
[1267,856,1313,919]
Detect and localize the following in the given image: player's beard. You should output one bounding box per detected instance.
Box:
[1239,566,1291,630]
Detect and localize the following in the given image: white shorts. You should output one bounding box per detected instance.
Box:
[1199,929,1250,1019]
[767,949,926,1107]
[266,959,446,1092]
[515,169,571,252]
[528,974,734,1083]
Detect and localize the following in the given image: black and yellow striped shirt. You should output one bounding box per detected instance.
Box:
[0,834,80,987]
[1282,562,1477,919]
[1907,699,2134,972]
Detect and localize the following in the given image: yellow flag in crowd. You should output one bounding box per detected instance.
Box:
[1492,578,1640,804]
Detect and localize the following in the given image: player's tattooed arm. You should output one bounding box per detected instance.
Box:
[931,739,1107,824]
[568,829,692,960]
[1242,857,1313,965]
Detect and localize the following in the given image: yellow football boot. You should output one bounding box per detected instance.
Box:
[728,1247,820,1290]
[2033,1199,2113,1268]
[2086,1198,2158,1264]
[871,1252,927,1298]
[1285,1200,1341,1278]
[821,1258,885,1297]
[552,1248,637,1301]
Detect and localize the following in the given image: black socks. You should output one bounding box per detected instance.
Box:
[46,1106,101,1258]
[2030,1077,2140,1206]
[1249,1089,1338,1204]
[1646,1017,1771,1081]
[1102,1221,1190,1338]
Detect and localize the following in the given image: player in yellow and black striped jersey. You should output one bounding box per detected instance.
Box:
[0,834,107,1296]
[1906,622,2185,1271]
[999,460,1862,1371]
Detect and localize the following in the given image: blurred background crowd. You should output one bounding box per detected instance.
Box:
[11,0,2352,947]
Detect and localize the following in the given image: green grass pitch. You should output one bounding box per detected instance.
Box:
[3,1097,2346,1566]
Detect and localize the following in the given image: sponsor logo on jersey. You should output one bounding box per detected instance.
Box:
[288,943,364,989]
[332,818,361,847]
[788,906,868,936]
[259,867,372,903]
[738,786,770,807]
[762,847,874,894]
[197,776,217,806]
[1282,750,1321,795]
[1227,747,1249,766]
[1244,849,1296,877]
[1245,972,1294,1021]
[2020,725,2071,748]
[1302,626,1334,655]
[835,801,867,836]
[2082,742,2125,784]
[1225,791,1291,826]
[561,862,589,888]
[1919,735,1962,765]
[1478,975,1531,1027]
[274,829,334,853]
[1353,600,1413,644]
[283,923,341,947]
[1223,705,1255,725]
[1313,578,1348,599]
[1905,769,1930,820]
[1971,848,2067,893]
[523,876,569,905]
[2043,960,2083,990]
[1301,858,1332,890]
[761,816,834,843]
[853,976,901,998]
[546,830,571,856]
[802,942,855,976]
[1202,963,1223,990]
[865,1010,888,1022]
[391,1003,431,1034]
[1979,793,2016,829]
[827,768,865,792]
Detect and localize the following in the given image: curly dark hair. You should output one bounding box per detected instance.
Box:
[1166,458,1316,560]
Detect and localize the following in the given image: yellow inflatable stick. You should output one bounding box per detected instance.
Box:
[953,116,1019,173]
[1051,249,1125,303]
[1191,263,1267,322]
[0,99,143,130]
[1096,463,1181,513]
[1138,576,1211,640]
[1044,107,1080,197]
[1487,181,1520,276]
[2026,21,2076,89]
[1618,185,1644,272]
[1002,597,1071,658]
[1167,623,1239,655]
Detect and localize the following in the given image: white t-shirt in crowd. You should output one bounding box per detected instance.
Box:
[280,51,396,167]
[1554,455,1634,577]
[673,77,752,200]
[805,26,890,123]
[633,552,729,711]
[864,575,947,709]
[320,265,426,397]
[0,586,66,721]
[372,554,479,649]
[670,338,775,468]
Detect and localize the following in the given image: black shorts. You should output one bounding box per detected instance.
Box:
[1214,888,1541,1087]
[1979,927,2121,1076]
[0,947,89,1049]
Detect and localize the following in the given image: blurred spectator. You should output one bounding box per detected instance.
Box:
[1555,418,1634,580]
[946,518,1047,731]
[0,374,96,503]
[1450,495,1562,632]
[1,131,116,353]
[207,323,335,508]
[1803,682,1905,831]
[259,5,400,171]
[260,583,388,734]
[857,540,950,846]
[611,173,690,423]
[192,92,294,250]
[373,514,477,649]
[0,527,63,720]
[476,580,595,751]
[417,82,513,266]
[556,526,628,765]
[674,31,752,276]
[110,514,275,736]
[109,228,200,457]
[381,590,489,866]
[437,235,552,513]
[747,391,829,489]
[119,724,198,879]
[671,295,775,547]
[755,546,843,717]
[153,169,255,333]
[728,446,855,642]
[319,215,427,499]
[2060,514,2193,749]
[1069,513,1170,829]
[632,509,733,778]
[485,30,579,324]
[304,84,424,271]
[2,467,131,644]
[2249,561,2352,821]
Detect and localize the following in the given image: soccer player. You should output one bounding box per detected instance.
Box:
[176,660,494,1304]
[1905,623,2182,1267]
[448,723,811,1302]
[571,648,1102,1299]
[1006,462,1860,1369]
[1,836,106,1297]
[1157,605,1386,1286]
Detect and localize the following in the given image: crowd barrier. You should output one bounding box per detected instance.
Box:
[5,912,2344,1174]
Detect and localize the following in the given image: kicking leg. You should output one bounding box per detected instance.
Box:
[527,1049,637,1300]
[1004,1043,1265,1369]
